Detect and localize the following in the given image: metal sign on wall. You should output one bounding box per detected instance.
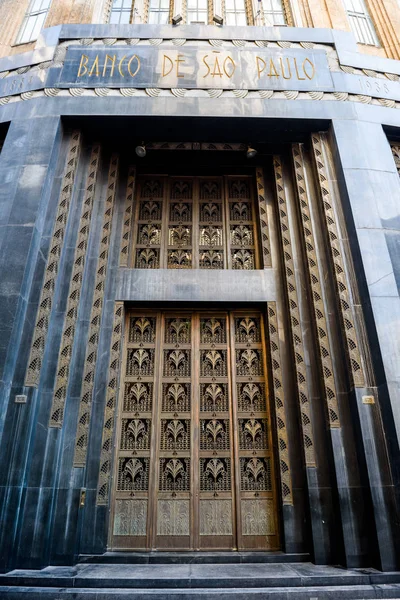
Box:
[58,45,334,91]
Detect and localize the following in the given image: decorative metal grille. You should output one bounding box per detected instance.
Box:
[132,176,260,270]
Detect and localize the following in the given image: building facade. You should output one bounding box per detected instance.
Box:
[0,0,400,575]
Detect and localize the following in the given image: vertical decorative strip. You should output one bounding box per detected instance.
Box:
[273,157,316,466]
[292,144,340,427]
[266,302,293,504]
[97,302,124,505]
[245,0,254,24]
[256,167,272,268]
[25,131,81,387]
[390,143,400,176]
[49,145,101,427]
[119,166,136,267]
[311,134,365,388]
[73,155,119,466]
[282,0,294,25]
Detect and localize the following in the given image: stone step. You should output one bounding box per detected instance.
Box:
[78,551,311,564]
[2,584,400,600]
[1,562,400,590]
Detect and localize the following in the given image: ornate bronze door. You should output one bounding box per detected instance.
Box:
[110,310,279,551]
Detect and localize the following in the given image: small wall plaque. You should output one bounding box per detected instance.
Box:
[362,395,375,405]
[15,394,27,404]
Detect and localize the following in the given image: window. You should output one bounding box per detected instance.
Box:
[225,0,247,25]
[343,0,379,45]
[149,0,170,23]
[16,0,52,44]
[187,0,208,23]
[261,0,286,25]
[109,0,133,24]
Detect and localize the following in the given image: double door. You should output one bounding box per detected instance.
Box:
[110,310,279,551]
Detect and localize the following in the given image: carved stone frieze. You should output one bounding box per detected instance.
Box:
[292,143,340,427]
[49,144,101,428]
[74,154,119,467]
[25,131,81,388]
[272,158,316,467]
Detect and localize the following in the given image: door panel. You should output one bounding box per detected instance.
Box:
[109,310,279,551]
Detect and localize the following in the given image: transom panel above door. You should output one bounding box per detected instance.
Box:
[132,176,261,270]
[110,310,279,551]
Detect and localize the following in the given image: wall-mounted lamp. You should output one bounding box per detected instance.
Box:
[135,143,146,158]
[213,14,224,24]
[172,14,183,24]
[246,145,257,159]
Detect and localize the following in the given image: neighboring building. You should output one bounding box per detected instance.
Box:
[0,0,400,588]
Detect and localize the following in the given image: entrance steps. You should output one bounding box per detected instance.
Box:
[1,561,400,599]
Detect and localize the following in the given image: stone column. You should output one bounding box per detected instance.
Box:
[332,119,400,571]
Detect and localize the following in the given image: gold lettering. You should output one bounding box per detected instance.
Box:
[256,56,266,78]
[293,57,305,80]
[279,57,291,80]
[162,55,174,77]
[268,59,279,78]
[211,56,223,77]
[202,55,211,78]
[118,55,127,77]
[303,58,315,80]
[127,54,140,77]
[103,54,116,77]
[223,56,235,78]
[77,54,89,77]
[88,55,100,77]
[176,54,185,78]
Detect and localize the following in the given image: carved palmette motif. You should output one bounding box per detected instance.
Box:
[161,419,191,450]
[170,202,192,222]
[124,382,153,413]
[163,349,191,377]
[240,457,271,491]
[200,350,228,377]
[292,144,340,427]
[200,383,229,412]
[272,157,315,467]
[239,418,268,450]
[117,457,149,491]
[311,134,365,388]
[266,303,293,503]
[200,419,230,450]
[200,318,226,344]
[237,382,266,412]
[236,349,263,377]
[127,348,155,376]
[49,144,101,428]
[162,383,191,412]
[235,317,261,343]
[200,458,231,491]
[97,302,124,504]
[129,317,156,343]
[165,318,191,344]
[120,418,151,450]
[159,458,190,491]
[200,180,222,200]
[74,155,119,465]
[25,131,81,387]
